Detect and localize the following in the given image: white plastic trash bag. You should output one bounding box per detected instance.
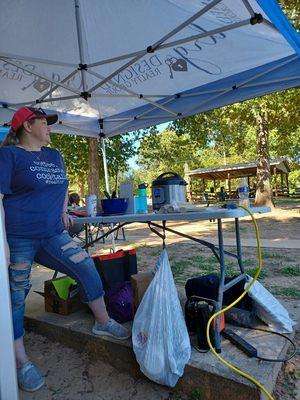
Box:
[132,248,191,387]
[245,275,296,333]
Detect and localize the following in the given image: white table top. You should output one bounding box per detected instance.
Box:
[73,206,270,225]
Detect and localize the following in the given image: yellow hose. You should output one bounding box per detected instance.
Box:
[206,205,274,400]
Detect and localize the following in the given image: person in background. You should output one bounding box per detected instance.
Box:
[68,192,81,208]
[0,107,130,393]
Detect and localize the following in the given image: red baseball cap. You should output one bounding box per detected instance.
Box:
[10,107,58,131]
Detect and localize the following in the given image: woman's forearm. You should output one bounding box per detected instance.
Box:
[63,190,68,214]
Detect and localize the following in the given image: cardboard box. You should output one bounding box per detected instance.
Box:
[44,277,83,315]
[131,272,153,312]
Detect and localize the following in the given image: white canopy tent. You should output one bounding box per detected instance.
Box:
[0,1,299,398]
[0,0,299,136]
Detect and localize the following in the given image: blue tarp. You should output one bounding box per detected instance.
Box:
[0,127,8,141]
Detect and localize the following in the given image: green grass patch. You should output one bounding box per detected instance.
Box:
[171,253,245,279]
[149,248,161,256]
[167,393,186,400]
[171,261,188,277]
[280,265,300,276]
[262,251,287,260]
[189,388,204,400]
[267,286,300,299]
[246,267,267,279]
[242,259,257,267]
[189,254,214,264]
[274,198,300,205]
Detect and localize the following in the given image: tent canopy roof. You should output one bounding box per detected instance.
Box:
[186,158,291,180]
[0,0,299,138]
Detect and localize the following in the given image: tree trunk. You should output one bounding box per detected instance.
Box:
[255,111,274,207]
[78,180,85,203]
[87,138,100,201]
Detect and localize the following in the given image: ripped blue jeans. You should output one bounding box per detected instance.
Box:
[7,231,104,340]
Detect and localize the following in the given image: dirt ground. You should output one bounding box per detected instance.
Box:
[21,200,300,400]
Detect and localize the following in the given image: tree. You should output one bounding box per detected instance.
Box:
[50,134,89,199]
[50,131,140,198]
[105,132,141,193]
[171,88,299,206]
[136,128,199,186]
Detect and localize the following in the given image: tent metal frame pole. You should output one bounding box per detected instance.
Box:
[263,19,280,33]
[8,93,81,108]
[152,19,250,51]
[0,201,19,400]
[87,70,178,116]
[184,54,299,116]
[88,69,167,99]
[88,0,223,92]
[106,115,173,122]
[108,20,253,133]
[88,0,223,70]
[181,74,300,99]
[34,69,79,105]
[74,0,87,92]
[31,94,81,104]
[9,53,299,112]
[99,130,116,251]
[92,93,166,98]
[107,56,296,130]
[0,58,81,96]
[241,0,255,16]
[100,136,110,194]
[87,18,251,113]
[110,96,180,132]
[241,74,300,88]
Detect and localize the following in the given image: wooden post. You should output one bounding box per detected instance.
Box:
[186,175,192,201]
[286,173,289,197]
[88,138,100,206]
[228,173,231,199]
[274,166,278,197]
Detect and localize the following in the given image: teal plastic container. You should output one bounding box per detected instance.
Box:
[137,183,148,213]
[138,182,148,197]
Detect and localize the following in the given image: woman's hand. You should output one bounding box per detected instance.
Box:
[62,212,73,231]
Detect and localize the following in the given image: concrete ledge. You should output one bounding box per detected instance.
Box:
[25,313,260,400]
[25,267,298,400]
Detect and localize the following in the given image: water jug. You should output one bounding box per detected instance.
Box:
[138,183,148,213]
[138,182,148,197]
[86,194,97,217]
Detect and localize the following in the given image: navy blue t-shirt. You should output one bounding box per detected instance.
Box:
[0,145,68,238]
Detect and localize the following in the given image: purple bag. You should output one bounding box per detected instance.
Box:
[105,281,133,323]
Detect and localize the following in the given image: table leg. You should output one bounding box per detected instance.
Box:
[235,218,245,274]
[215,218,226,353]
[85,224,89,250]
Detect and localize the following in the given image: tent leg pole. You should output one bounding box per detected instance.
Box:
[100,137,116,251]
[100,136,110,194]
[0,199,19,400]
